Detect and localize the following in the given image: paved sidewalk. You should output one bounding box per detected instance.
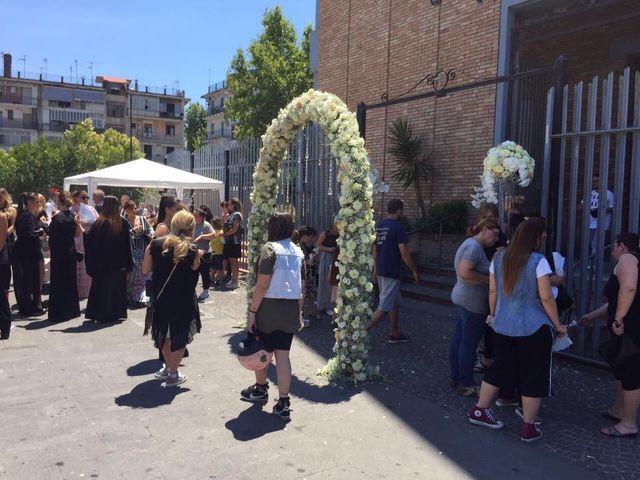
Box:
[0,285,631,479]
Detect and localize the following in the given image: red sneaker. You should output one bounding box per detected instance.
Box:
[520,422,543,443]
[468,405,504,429]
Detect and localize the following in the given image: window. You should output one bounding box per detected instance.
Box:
[143,144,153,159]
[220,97,224,109]
[165,124,175,136]
[7,110,13,121]
[144,98,149,110]
[131,123,137,130]
[143,123,152,137]
[166,146,175,155]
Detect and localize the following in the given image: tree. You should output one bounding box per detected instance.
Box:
[102,128,143,165]
[184,103,207,152]
[388,118,433,218]
[225,6,314,139]
[0,119,143,198]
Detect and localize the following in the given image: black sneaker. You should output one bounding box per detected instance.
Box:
[388,333,410,344]
[273,397,291,421]
[240,383,269,403]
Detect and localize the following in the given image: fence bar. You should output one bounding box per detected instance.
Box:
[593,72,614,356]
[555,85,569,252]
[540,87,555,221]
[629,72,640,232]
[566,81,583,351]
[612,69,630,241]
[578,76,599,359]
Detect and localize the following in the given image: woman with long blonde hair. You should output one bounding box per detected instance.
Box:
[84,196,133,323]
[142,210,202,386]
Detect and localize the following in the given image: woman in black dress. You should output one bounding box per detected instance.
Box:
[581,232,640,437]
[0,189,11,339]
[84,196,133,323]
[48,192,82,323]
[142,210,201,387]
[14,192,46,316]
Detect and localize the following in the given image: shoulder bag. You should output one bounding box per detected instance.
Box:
[143,261,179,336]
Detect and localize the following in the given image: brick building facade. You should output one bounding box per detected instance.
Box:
[316,0,640,221]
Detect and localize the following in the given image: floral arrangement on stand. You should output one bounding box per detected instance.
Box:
[471,140,535,208]
[246,89,378,383]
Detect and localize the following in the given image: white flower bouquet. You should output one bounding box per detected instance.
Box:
[471,140,535,208]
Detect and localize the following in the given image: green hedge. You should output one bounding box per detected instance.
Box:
[412,200,468,234]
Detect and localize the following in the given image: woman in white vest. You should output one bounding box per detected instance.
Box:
[243,212,305,421]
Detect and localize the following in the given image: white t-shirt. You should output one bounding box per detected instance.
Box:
[489,257,552,278]
[589,190,614,230]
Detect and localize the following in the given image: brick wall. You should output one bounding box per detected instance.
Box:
[318,0,501,223]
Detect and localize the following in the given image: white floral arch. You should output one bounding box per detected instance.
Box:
[246,89,377,382]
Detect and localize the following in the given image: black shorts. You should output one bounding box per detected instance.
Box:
[223,242,241,259]
[483,325,553,398]
[210,254,223,270]
[256,329,294,351]
[613,353,640,391]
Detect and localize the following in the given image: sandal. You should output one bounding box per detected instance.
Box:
[600,410,621,422]
[458,386,478,397]
[600,425,638,438]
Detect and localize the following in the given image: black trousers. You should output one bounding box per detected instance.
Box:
[0,264,11,335]
[199,257,211,290]
[15,255,41,315]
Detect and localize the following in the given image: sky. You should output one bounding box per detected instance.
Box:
[0,0,316,104]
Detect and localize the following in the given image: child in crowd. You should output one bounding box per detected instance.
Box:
[209,217,225,287]
[298,226,318,327]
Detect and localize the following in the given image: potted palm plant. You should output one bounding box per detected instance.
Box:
[387,118,432,218]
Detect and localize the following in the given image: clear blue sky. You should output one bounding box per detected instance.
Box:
[1,0,316,104]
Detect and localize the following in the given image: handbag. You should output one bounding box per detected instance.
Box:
[599,333,640,369]
[555,284,573,314]
[548,253,573,314]
[143,262,179,336]
[201,251,213,264]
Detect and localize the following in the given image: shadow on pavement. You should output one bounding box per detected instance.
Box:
[17,319,52,330]
[127,359,160,377]
[224,403,286,441]
[49,319,124,333]
[114,380,190,408]
[227,330,357,405]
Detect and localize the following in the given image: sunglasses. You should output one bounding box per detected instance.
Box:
[81,196,89,200]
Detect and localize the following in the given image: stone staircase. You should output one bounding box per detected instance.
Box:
[400,264,456,314]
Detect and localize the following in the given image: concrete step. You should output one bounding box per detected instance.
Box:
[400,282,453,307]
[402,272,456,291]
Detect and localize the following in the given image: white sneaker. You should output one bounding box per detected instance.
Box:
[166,371,188,387]
[154,365,170,380]
[198,290,209,302]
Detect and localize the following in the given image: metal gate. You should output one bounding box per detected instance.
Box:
[541,68,640,362]
[167,124,340,265]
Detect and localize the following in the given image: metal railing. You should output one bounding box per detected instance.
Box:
[408,213,459,275]
[207,80,227,93]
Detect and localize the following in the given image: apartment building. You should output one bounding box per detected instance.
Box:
[130,83,187,162]
[1,53,188,161]
[0,55,39,147]
[202,80,233,147]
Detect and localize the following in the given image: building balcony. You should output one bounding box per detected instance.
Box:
[0,95,38,106]
[207,128,232,140]
[207,105,224,115]
[0,127,37,147]
[207,80,227,93]
[0,119,38,130]
[159,111,184,119]
[137,133,183,146]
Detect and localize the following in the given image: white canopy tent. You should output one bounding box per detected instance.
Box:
[63,158,224,205]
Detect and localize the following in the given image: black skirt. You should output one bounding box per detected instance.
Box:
[85,270,128,323]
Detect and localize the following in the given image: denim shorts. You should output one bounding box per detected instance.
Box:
[377,276,401,312]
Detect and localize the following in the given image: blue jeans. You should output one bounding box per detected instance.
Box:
[450,304,486,388]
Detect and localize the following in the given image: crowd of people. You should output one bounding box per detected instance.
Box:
[1,187,638,434]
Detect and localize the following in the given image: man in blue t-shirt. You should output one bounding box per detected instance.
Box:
[366,198,419,343]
